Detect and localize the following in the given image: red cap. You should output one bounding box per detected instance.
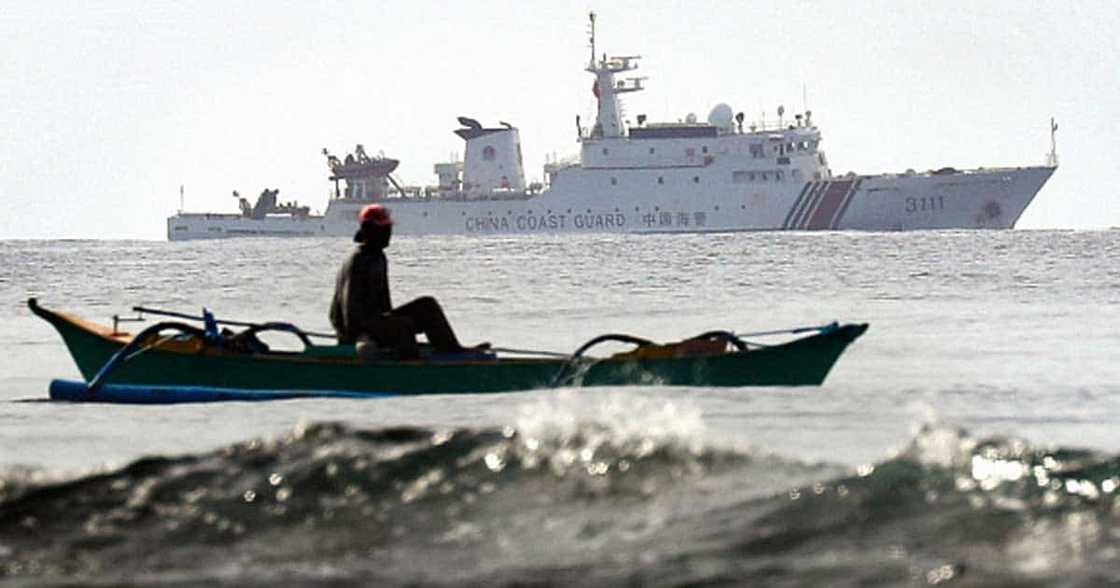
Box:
[358,204,392,226]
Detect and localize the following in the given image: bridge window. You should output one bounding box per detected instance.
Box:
[483,146,496,161]
[732,171,749,184]
[749,144,764,158]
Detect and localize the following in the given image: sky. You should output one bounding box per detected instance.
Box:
[1,0,1117,239]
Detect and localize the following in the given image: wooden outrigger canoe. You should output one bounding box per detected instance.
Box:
[28,298,868,403]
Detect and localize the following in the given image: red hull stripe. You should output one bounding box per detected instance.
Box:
[829,178,862,229]
[806,180,854,229]
[789,181,827,229]
[782,182,815,229]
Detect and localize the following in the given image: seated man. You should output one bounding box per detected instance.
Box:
[329,204,473,359]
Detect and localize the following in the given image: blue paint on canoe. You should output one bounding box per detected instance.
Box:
[48,379,398,404]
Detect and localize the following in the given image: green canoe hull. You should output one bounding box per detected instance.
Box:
[30,299,867,394]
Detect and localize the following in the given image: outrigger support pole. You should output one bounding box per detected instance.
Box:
[131,306,336,339]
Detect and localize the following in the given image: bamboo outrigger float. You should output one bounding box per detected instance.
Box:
[28,298,867,403]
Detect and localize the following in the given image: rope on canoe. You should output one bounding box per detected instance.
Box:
[723,322,840,349]
[732,322,838,339]
[488,346,572,359]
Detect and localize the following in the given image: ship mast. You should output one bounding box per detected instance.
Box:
[585,13,644,139]
[588,11,596,69]
[1047,117,1059,167]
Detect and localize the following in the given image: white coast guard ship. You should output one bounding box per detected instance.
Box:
[167,14,1057,241]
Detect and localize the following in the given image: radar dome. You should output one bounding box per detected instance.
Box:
[685,112,698,124]
[708,103,734,130]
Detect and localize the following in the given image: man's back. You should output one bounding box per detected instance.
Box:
[330,245,391,344]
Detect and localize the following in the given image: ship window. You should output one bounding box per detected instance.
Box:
[657,176,664,184]
[483,146,496,161]
[761,172,769,181]
[693,176,700,184]
[701,146,708,154]
[649,147,655,154]
[748,172,756,181]
[776,171,784,181]
[610,177,617,186]
[732,171,749,184]
[602,148,609,156]
[749,144,764,158]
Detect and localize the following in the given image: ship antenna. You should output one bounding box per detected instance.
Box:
[179,184,184,214]
[588,12,597,68]
[1047,117,1059,167]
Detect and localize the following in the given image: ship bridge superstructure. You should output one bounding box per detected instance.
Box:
[564,12,832,188]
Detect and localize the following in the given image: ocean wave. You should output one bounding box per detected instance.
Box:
[1,422,1118,585]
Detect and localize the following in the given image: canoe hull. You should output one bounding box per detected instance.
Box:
[30,299,867,398]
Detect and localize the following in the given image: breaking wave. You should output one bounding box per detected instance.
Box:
[2,416,1119,586]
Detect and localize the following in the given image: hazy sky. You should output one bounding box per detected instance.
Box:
[2,0,1117,239]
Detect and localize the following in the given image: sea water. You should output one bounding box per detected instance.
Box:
[0,231,1118,585]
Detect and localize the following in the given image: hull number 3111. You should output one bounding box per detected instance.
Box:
[905,196,945,213]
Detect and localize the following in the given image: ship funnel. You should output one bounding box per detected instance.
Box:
[458,123,526,195]
[457,116,483,130]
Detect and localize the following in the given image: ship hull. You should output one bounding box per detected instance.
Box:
[167,165,1055,240]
